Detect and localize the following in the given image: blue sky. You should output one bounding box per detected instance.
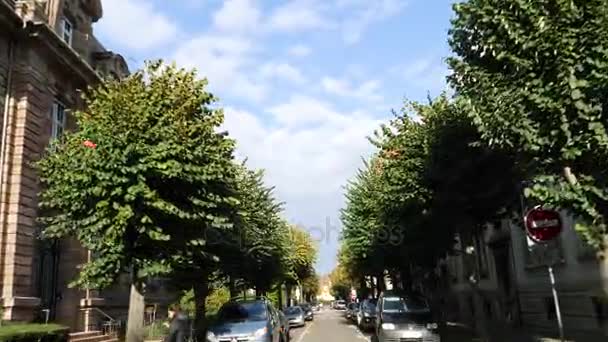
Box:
[94,0,454,275]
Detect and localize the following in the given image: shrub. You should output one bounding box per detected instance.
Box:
[0,324,68,342]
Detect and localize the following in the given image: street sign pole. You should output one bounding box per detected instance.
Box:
[524,206,565,342]
[547,264,565,342]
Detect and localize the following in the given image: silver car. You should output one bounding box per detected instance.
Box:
[375,291,441,342]
[206,299,283,342]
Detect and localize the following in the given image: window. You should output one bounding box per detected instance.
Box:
[51,102,66,140]
[217,302,268,322]
[61,18,73,46]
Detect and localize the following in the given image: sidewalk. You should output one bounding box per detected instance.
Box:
[442,321,596,342]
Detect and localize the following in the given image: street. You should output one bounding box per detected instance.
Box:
[289,309,371,342]
[288,309,481,342]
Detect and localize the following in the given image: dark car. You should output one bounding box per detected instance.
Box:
[375,291,441,342]
[283,306,306,328]
[356,298,377,331]
[299,303,314,321]
[345,302,359,321]
[205,299,283,342]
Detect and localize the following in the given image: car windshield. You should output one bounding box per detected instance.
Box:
[300,304,311,310]
[217,302,268,322]
[382,296,430,313]
[362,300,377,311]
[337,300,345,304]
[284,307,302,315]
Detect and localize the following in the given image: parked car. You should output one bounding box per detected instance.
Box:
[375,291,441,342]
[345,302,359,321]
[206,298,284,342]
[334,299,347,310]
[356,298,377,331]
[283,306,306,328]
[299,303,314,321]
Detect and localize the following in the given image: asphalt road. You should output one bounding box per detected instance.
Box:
[287,308,481,342]
[289,309,371,342]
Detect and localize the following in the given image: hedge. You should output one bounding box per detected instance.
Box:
[0,324,68,342]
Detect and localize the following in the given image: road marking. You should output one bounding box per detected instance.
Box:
[294,321,313,342]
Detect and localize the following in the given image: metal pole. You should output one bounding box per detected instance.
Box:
[547,266,564,342]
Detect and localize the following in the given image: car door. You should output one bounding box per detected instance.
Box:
[375,297,383,336]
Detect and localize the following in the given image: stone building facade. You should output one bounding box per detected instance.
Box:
[440,215,608,340]
[0,0,130,330]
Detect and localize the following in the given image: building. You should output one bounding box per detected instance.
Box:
[0,0,131,331]
[440,214,608,340]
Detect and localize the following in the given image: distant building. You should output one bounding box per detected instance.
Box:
[317,275,334,302]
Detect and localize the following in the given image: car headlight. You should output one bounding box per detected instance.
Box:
[427,323,438,330]
[381,323,395,330]
[206,331,218,342]
[363,312,370,317]
[254,327,268,338]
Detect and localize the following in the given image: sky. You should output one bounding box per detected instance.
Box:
[94,0,455,275]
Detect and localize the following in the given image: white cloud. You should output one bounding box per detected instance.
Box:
[267,0,335,32]
[321,76,383,102]
[398,57,449,93]
[95,0,178,50]
[173,35,267,102]
[212,0,261,33]
[259,62,307,84]
[222,98,383,203]
[341,0,408,44]
[287,44,312,57]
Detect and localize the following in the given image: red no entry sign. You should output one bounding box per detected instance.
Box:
[524,207,563,243]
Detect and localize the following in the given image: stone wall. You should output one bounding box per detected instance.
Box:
[0,33,8,136]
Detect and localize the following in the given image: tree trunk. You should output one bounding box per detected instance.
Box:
[193,280,210,341]
[375,273,384,297]
[277,283,283,309]
[126,282,145,342]
[360,277,369,299]
[286,285,292,306]
[229,277,238,298]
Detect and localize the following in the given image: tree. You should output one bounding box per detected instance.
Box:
[231,164,289,295]
[36,61,238,341]
[328,262,353,300]
[283,226,316,304]
[448,0,608,250]
[301,273,320,302]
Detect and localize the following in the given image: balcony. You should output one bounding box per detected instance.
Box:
[2,0,15,9]
[14,0,47,23]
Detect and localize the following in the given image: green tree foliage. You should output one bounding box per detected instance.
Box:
[301,273,320,302]
[36,61,238,290]
[231,164,289,294]
[339,95,521,288]
[286,226,317,283]
[449,0,608,249]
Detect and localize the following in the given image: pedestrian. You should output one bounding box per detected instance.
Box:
[164,304,188,342]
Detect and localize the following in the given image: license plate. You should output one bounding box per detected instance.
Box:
[402,331,423,338]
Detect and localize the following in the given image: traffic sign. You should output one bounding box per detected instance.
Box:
[524,207,563,243]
